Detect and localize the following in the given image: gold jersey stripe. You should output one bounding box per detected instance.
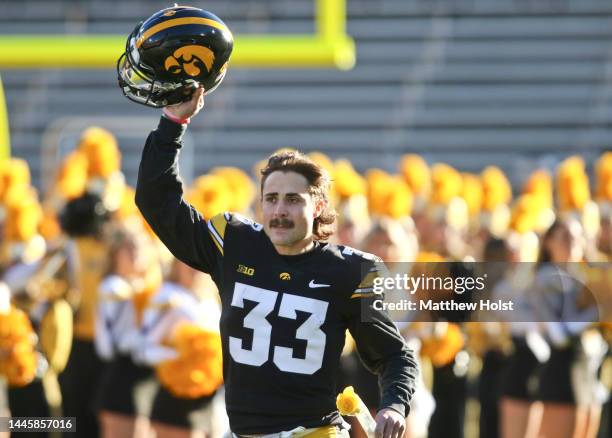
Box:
[209,213,228,241]
[136,17,231,48]
[357,271,378,289]
[208,230,224,255]
[207,213,227,256]
[350,292,378,299]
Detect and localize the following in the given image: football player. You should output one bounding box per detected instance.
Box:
[135,86,417,438]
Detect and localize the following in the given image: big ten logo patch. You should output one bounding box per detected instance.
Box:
[237,264,255,276]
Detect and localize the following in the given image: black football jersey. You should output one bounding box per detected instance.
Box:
[136,117,418,434]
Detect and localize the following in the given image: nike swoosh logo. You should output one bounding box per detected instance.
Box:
[309,280,331,288]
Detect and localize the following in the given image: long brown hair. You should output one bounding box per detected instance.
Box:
[104,225,140,277]
[260,151,336,240]
[538,219,568,264]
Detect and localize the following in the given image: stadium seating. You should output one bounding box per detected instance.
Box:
[2,0,612,189]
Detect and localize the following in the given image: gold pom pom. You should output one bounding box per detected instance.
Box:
[3,158,31,190]
[595,152,612,201]
[211,167,255,214]
[523,169,553,208]
[386,178,413,219]
[4,192,42,242]
[481,166,512,211]
[366,169,412,218]
[415,251,446,263]
[556,156,590,211]
[0,159,31,203]
[461,173,483,217]
[55,150,88,200]
[156,323,223,398]
[509,194,540,234]
[334,160,367,198]
[430,163,462,205]
[399,154,430,197]
[187,174,232,221]
[420,322,464,367]
[78,127,121,178]
[0,307,38,387]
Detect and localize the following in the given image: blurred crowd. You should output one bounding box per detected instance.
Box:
[0,125,609,438]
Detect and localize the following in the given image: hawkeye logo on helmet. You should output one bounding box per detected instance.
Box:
[164,45,215,77]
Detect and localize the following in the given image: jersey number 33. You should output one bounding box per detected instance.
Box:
[229,282,329,375]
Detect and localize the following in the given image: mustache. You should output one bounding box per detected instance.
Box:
[270,218,294,228]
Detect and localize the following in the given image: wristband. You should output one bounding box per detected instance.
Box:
[162,108,191,125]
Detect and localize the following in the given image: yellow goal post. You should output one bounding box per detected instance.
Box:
[0,0,355,70]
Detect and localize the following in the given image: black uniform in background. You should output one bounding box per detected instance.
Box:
[135,117,418,435]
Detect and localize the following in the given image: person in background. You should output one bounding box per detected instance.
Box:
[532,220,604,438]
[474,238,512,438]
[495,248,544,438]
[95,225,158,438]
[58,192,111,438]
[596,214,611,261]
[340,218,432,438]
[136,258,226,438]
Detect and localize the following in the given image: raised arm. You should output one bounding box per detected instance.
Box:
[135,87,222,275]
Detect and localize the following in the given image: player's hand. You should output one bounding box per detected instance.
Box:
[164,84,205,120]
[374,408,405,438]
